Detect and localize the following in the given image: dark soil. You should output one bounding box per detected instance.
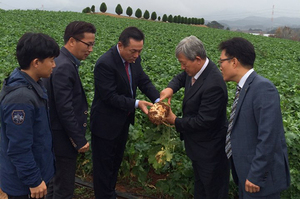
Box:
[73,168,172,199]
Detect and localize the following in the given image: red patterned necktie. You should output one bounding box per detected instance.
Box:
[125,62,130,82]
[191,77,196,86]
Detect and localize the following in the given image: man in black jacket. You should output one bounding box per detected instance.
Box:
[90,27,160,199]
[43,21,96,199]
[161,36,229,199]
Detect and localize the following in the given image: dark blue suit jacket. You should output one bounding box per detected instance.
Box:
[90,45,159,140]
[231,71,290,196]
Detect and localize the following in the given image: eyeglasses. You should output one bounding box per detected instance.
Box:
[218,57,233,64]
[73,37,95,48]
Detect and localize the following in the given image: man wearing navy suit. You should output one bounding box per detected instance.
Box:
[161,36,229,199]
[90,27,160,199]
[218,37,290,199]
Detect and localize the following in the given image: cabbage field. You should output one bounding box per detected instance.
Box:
[0,9,299,198]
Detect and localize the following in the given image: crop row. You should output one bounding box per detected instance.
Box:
[0,9,299,198]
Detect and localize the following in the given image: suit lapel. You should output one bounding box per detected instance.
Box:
[233,71,257,124]
[112,46,132,89]
[183,63,213,107]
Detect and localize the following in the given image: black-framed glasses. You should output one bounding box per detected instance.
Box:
[73,37,95,48]
[218,57,233,64]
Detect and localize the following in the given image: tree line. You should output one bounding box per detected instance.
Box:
[82,2,205,25]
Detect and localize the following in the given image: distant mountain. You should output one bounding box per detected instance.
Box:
[212,16,300,31]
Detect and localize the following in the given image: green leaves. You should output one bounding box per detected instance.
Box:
[1,9,300,198]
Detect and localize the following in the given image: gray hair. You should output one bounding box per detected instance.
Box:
[175,35,206,61]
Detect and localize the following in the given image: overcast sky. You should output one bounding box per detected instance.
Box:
[1,0,300,21]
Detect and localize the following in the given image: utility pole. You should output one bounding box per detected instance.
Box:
[271,5,274,22]
[270,5,274,32]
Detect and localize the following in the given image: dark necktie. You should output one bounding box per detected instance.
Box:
[226,85,241,159]
[125,62,130,82]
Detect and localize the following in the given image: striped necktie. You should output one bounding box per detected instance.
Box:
[225,85,241,159]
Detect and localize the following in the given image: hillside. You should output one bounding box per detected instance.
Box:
[0,9,299,199]
[217,16,300,31]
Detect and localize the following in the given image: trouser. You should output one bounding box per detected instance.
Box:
[192,153,230,199]
[92,121,130,199]
[8,195,44,199]
[239,190,280,199]
[46,155,77,199]
[230,158,280,199]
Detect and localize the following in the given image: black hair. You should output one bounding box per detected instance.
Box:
[119,27,144,47]
[64,21,96,44]
[219,37,256,68]
[16,32,60,70]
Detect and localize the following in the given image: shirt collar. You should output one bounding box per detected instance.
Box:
[193,58,209,80]
[117,45,126,64]
[62,46,81,68]
[70,53,81,68]
[238,68,254,88]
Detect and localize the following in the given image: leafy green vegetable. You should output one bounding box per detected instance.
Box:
[1,9,299,198]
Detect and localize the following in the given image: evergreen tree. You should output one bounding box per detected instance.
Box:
[168,14,173,23]
[100,2,107,13]
[91,5,95,13]
[158,16,161,21]
[162,14,167,22]
[151,12,157,20]
[126,6,133,17]
[82,7,91,13]
[135,8,142,18]
[184,17,188,24]
[143,10,150,19]
[173,16,178,23]
[180,16,185,23]
[177,15,181,23]
[115,4,123,15]
[200,18,205,25]
[191,18,195,24]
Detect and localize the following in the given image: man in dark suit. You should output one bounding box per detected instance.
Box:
[90,27,160,199]
[160,36,229,199]
[43,21,96,199]
[218,37,290,199]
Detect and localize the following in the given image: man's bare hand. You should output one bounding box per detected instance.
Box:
[160,88,173,105]
[29,181,47,198]
[138,100,153,115]
[78,142,90,153]
[164,106,177,125]
[245,179,260,193]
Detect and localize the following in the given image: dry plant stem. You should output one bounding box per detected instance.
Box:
[162,121,175,127]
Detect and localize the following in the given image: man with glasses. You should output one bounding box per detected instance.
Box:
[90,26,160,199]
[43,21,96,199]
[218,37,290,199]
